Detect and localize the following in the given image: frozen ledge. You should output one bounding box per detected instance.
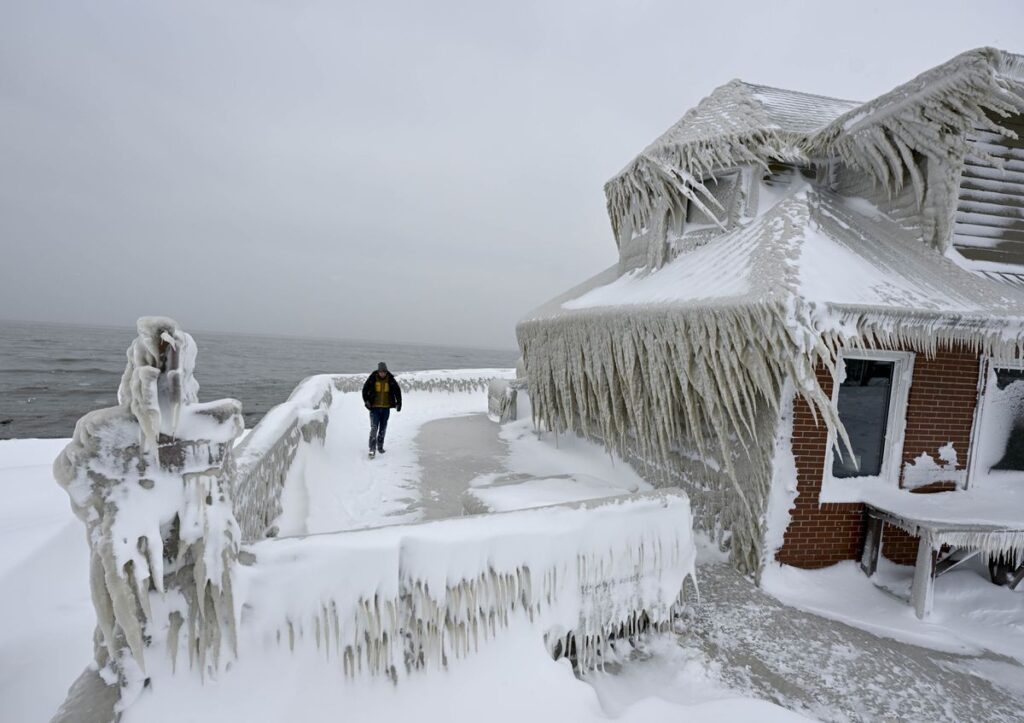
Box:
[235,489,697,679]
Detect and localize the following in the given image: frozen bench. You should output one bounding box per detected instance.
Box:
[860,503,1024,619]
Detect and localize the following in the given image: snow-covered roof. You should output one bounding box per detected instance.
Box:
[632,81,859,167]
[606,47,1024,247]
[535,187,1024,332]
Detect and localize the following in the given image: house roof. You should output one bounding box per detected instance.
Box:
[632,81,859,167]
[605,47,1024,247]
[529,186,1024,331]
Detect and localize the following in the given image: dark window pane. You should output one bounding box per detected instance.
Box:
[832,359,895,478]
[992,368,1024,471]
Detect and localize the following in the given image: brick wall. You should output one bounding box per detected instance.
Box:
[776,346,981,568]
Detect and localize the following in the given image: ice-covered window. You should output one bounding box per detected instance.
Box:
[832,360,895,478]
[684,173,739,230]
[991,369,1024,471]
[972,365,1024,480]
[827,351,913,483]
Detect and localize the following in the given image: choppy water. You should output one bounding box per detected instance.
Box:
[0,320,518,439]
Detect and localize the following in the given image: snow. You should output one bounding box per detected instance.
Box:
[0,438,93,723]
[819,476,1024,532]
[563,225,752,308]
[902,445,963,489]
[762,559,1024,664]
[468,474,640,512]
[123,617,806,723]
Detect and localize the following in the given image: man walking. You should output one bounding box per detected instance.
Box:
[362,362,402,458]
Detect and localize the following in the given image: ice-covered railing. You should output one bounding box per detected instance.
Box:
[487,377,525,422]
[233,490,695,678]
[331,370,502,394]
[232,375,334,540]
[232,369,513,541]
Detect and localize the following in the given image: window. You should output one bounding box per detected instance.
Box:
[991,368,1024,471]
[832,359,895,478]
[826,351,914,484]
[684,173,739,229]
[970,361,1024,483]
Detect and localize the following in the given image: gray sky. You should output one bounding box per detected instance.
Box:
[1,1,1021,349]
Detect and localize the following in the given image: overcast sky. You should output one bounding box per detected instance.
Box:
[1,1,1021,349]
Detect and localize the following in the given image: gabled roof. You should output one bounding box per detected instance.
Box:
[606,47,1024,248]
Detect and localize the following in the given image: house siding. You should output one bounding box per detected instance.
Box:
[776,346,981,568]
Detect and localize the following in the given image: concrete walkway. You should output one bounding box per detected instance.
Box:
[412,413,509,521]
[410,413,1024,722]
[684,562,1024,722]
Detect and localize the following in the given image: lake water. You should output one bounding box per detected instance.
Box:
[0,320,518,439]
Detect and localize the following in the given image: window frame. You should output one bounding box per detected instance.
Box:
[821,349,915,497]
[966,356,1024,489]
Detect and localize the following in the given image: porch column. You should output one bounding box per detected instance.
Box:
[911,532,936,619]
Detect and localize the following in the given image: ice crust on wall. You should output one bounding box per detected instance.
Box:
[235,491,695,678]
[53,317,244,705]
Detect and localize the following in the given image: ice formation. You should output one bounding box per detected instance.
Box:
[238,491,695,678]
[604,48,1024,254]
[487,378,522,422]
[53,317,244,703]
[519,48,1024,575]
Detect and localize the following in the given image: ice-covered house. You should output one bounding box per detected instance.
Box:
[517,47,1024,596]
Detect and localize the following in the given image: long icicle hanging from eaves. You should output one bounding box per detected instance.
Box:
[517,299,842,575]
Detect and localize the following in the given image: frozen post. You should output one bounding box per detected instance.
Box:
[53,317,244,709]
[911,532,936,619]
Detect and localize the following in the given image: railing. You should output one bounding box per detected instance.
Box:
[239,490,695,677]
[232,374,335,540]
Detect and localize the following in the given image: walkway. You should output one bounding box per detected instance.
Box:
[412,413,508,520]
[681,562,1024,722]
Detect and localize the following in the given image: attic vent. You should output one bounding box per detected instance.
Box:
[763,162,816,188]
[953,112,1024,266]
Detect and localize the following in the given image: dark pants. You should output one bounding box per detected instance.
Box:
[369,407,390,450]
